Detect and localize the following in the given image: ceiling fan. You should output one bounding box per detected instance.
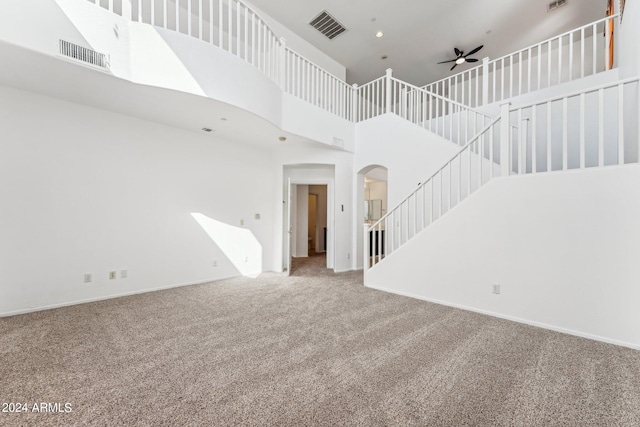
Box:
[438,45,484,71]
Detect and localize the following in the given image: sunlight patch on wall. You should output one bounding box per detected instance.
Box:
[191,213,262,278]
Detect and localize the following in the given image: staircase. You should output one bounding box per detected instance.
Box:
[363,12,640,272]
[365,74,639,270]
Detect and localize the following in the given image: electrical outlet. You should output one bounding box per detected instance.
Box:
[84,274,92,283]
[255,213,260,220]
[244,256,248,262]
[240,219,245,226]
[347,253,351,260]
[120,270,127,279]
[492,284,501,294]
[109,271,117,280]
[213,260,217,267]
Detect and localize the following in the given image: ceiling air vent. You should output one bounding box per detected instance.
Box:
[58,40,110,70]
[309,10,346,40]
[547,0,567,12]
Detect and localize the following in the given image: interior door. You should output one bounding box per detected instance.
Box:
[286,178,293,276]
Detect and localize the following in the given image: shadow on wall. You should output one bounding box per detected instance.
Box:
[191,213,262,278]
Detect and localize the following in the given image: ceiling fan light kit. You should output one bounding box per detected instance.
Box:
[438,45,484,71]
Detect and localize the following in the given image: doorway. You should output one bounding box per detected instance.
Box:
[286,182,331,274]
[291,184,328,258]
[308,185,328,256]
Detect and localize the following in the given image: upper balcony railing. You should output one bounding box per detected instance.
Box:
[423,15,619,108]
[89,0,282,82]
[283,47,354,120]
[87,1,621,131]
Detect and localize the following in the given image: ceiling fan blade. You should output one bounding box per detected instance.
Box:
[450,64,457,71]
[464,45,484,57]
[437,59,457,64]
[466,58,479,63]
[454,47,462,57]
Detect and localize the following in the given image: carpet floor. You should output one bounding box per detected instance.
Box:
[2,254,640,426]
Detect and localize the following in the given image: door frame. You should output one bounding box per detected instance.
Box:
[284,180,334,271]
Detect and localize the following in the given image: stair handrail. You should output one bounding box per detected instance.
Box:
[368,115,501,233]
[387,76,496,146]
[390,77,493,121]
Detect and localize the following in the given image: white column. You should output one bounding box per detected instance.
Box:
[500,102,512,176]
[482,57,490,105]
[279,37,287,90]
[363,224,370,273]
[352,83,359,122]
[121,0,132,21]
[385,68,393,114]
[520,118,529,174]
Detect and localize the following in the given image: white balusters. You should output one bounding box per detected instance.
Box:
[367,118,501,269]
[423,16,618,108]
[510,78,638,176]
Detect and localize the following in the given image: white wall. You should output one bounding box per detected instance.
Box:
[281,93,355,152]
[617,0,640,77]
[0,85,277,316]
[366,165,640,349]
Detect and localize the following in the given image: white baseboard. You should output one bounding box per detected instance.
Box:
[366,283,640,351]
[0,274,238,318]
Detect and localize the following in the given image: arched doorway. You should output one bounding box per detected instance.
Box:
[356,165,388,270]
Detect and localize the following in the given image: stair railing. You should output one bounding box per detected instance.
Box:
[510,76,640,175]
[365,115,504,270]
[388,77,495,146]
[85,1,620,131]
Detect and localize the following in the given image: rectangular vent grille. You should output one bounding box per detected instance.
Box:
[309,11,346,40]
[547,0,567,12]
[59,40,109,70]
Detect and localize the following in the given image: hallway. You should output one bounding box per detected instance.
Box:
[290,252,329,277]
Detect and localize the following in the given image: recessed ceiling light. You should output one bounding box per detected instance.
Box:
[381,55,388,60]
[201,127,213,132]
[371,17,376,22]
[278,136,287,142]
[220,117,227,121]
[375,31,384,38]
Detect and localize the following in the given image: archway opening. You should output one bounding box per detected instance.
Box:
[356,165,388,270]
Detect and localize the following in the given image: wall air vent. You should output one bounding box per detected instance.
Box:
[547,0,568,12]
[309,10,347,40]
[58,40,110,70]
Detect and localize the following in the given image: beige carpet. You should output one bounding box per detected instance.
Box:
[2,254,639,426]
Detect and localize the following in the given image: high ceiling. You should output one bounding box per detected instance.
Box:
[248,0,607,86]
